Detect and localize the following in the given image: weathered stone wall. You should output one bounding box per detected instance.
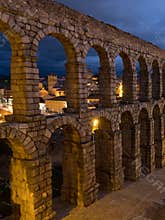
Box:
[0,0,165,219]
[0,0,165,116]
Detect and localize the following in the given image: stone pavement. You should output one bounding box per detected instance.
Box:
[62,168,165,220]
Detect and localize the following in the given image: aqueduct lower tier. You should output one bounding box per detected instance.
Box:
[0,0,165,219]
[1,101,165,219]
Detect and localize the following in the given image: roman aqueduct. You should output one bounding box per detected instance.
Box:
[0,0,165,219]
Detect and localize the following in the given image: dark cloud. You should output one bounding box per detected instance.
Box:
[57,0,165,48]
[0,35,11,76]
[0,1,165,76]
[52,0,165,76]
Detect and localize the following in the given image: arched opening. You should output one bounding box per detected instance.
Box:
[121,111,135,180]
[86,48,100,110]
[86,48,100,76]
[0,21,35,120]
[0,32,12,122]
[138,109,151,172]
[48,125,81,218]
[136,60,140,99]
[163,106,165,138]
[86,46,111,109]
[137,56,149,102]
[92,117,114,193]
[0,137,33,220]
[152,60,160,100]
[162,63,165,98]
[115,52,133,103]
[115,55,124,101]
[0,139,13,219]
[153,105,162,168]
[37,34,79,114]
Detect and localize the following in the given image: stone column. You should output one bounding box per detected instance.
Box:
[139,64,150,102]
[121,57,136,103]
[149,118,156,171]
[132,65,138,103]
[160,68,163,98]
[122,123,141,181]
[11,157,55,220]
[29,158,55,220]
[109,60,117,104]
[6,55,41,122]
[148,72,152,100]
[77,134,98,207]
[152,61,161,100]
[58,130,98,207]
[65,61,87,114]
[147,61,152,100]
[162,65,165,98]
[132,123,141,180]
[112,130,124,190]
[160,115,165,167]
[99,63,114,107]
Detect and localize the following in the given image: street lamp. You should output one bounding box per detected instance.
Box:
[92,118,99,144]
[92,119,99,133]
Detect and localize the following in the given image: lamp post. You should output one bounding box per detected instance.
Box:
[92,119,99,144]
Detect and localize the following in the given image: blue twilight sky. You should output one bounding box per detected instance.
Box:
[0,0,165,77]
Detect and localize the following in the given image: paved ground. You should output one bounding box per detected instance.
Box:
[2,168,165,220]
[61,168,165,220]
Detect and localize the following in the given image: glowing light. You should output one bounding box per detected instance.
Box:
[39,103,46,114]
[92,119,99,133]
[116,82,123,98]
[64,102,67,108]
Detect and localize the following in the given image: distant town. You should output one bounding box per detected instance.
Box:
[0,70,139,122]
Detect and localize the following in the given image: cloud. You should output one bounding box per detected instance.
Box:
[57,0,165,48]
[1,1,165,77]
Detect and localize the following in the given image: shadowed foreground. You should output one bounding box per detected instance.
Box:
[62,168,165,220]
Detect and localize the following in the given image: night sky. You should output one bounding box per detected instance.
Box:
[0,0,165,77]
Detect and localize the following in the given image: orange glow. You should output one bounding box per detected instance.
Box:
[116,82,123,98]
[92,119,99,133]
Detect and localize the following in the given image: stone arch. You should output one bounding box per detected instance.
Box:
[0,139,13,218]
[162,63,165,98]
[0,125,36,159]
[115,51,133,103]
[45,116,86,207]
[120,111,136,180]
[34,27,81,113]
[138,56,149,102]
[86,44,109,67]
[46,115,86,143]
[0,13,26,41]
[138,108,151,172]
[0,125,37,219]
[83,40,109,60]
[152,60,160,100]
[32,26,80,56]
[163,105,165,138]
[89,110,119,133]
[153,105,162,168]
[47,122,82,208]
[0,18,32,118]
[85,43,112,107]
[119,105,137,125]
[92,117,115,192]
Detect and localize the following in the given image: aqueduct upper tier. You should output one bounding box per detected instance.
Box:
[0,0,165,219]
[0,0,165,117]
